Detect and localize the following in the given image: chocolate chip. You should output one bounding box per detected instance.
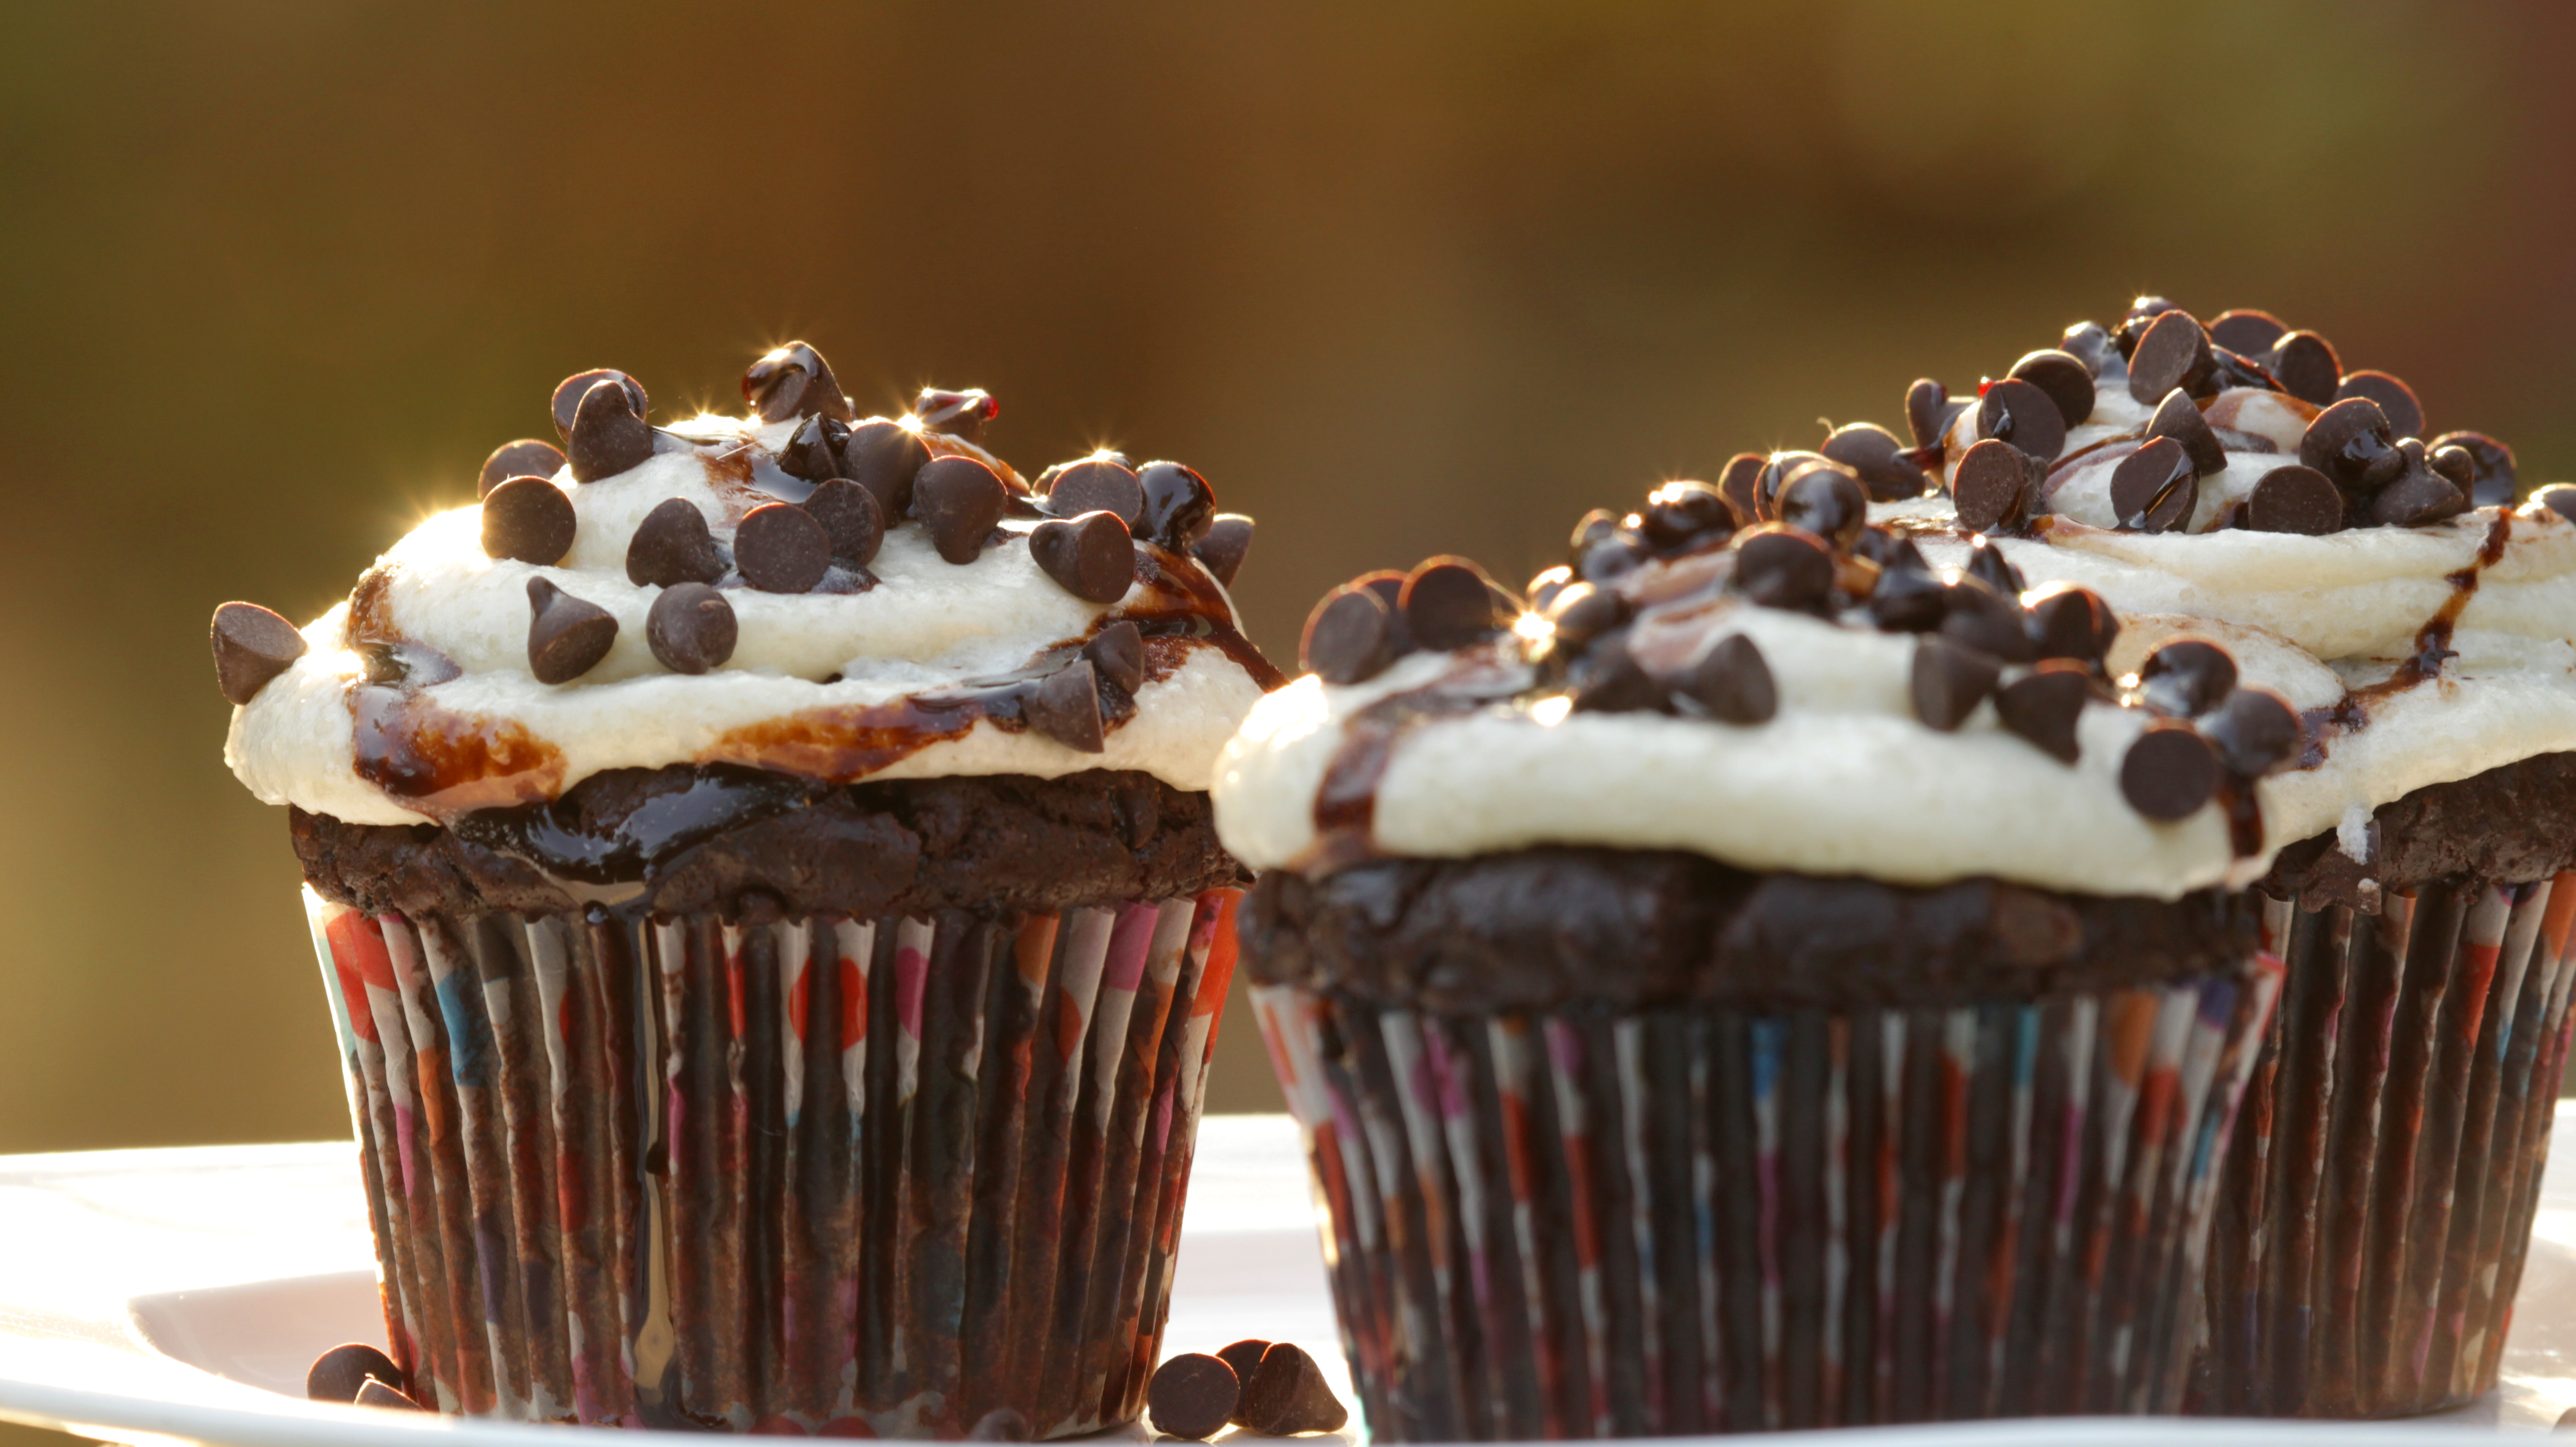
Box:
[1733,528,1835,611]
[2126,295,2181,323]
[779,414,849,483]
[1569,508,1620,563]
[1911,636,2001,731]
[1357,571,1415,653]
[965,1407,1031,1441]
[843,420,931,519]
[1681,633,1776,724]
[2110,436,2199,533]
[1024,658,1105,752]
[2246,465,2343,535]
[2121,723,2218,819]
[1148,1353,1239,1440]
[914,456,1009,563]
[1997,662,2092,763]
[804,478,885,566]
[1868,563,1948,632]
[2208,346,2286,394]
[735,502,832,592]
[742,341,853,424]
[353,1379,423,1411]
[1976,377,2067,462]
[1774,463,1867,546]
[567,376,654,482]
[1241,1343,1348,1437]
[1904,379,1962,450]
[1217,1340,1271,1424]
[1568,633,1671,713]
[1753,452,1831,520]
[1402,558,1504,650]
[1543,582,1630,649]
[479,439,565,497]
[1638,479,1735,551]
[211,602,308,706]
[1041,459,1145,527]
[1821,422,1929,501]
[482,476,578,564]
[550,369,647,441]
[2146,389,2225,477]
[2367,452,2468,527]
[2126,311,2215,404]
[2138,639,2237,717]
[1030,510,1136,604]
[527,577,618,684]
[1951,438,2040,534]
[307,1343,402,1403]
[2535,484,2576,522]
[2428,430,2519,507]
[1193,513,1254,585]
[914,387,998,442]
[624,497,724,586]
[2299,396,2402,493]
[2203,686,2302,777]
[1852,525,1926,573]
[2060,322,2118,378]
[2009,349,2096,427]
[2268,330,2342,406]
[2334,371,2422,439]
[2208,310,2287,356]
[1302,586,1400,684]
[2025,583,2118,663]
[1135,461,1216,549]
[1086,619,1145,694]
[1939,578,2036,662]
[1963,536,2025,596]
[645,582,737,674]
[1525,565,1574,613]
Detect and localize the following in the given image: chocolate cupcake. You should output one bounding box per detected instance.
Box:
[1879,298,2576,1416]
[1212,503,2299,1434]
[215,347,1281,1434]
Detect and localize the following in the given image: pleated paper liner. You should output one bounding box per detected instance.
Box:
[2194,871,2576,1418]
[1254,957,2281,1439]
[306,885,1242,1436]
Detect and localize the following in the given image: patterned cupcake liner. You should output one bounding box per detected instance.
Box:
[2194,872,2576,1418]
[306,885,1242,1436]
[1252,958,2280,1439]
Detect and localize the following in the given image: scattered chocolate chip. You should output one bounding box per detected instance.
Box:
[1087,620,1145,694]
[567,376,654,482]
[354,1379,423,1411]
[623,497,723,586]
[2299,396,2402,493]
[1357,571,1414,652]
[211,602,308,706]
[1714,453,1766,527]
[1242,1343,1348,1437]
[2246,465,2344,535]
[2138,639,2237,717]
[1733,528,1835,611]
[1951,437,2041,534]
[645,582,737,674]
[966,1407,1032,1441]
[1964,536,2025,597]
[2110,436,2199,533]
[2334,371,2422,439]
[843,420,932,519]
[914,387,998,442]
[914,456,1010,563]
[2025,584,2118,663]
[1681,633,1776,724]
[1775,463,1867,546]
[1402,558,1504,650]
[307,1343,403,1403]
[2368,455,2469,527]
[2208,347,2285,394]
[1868,563,1948,632]
[779,414,849,483]
[1135,461,1216,548]
[1193,513,1255,585]
[1303,586,1400,684]
[1997,662,2092,764]
[1977,377,2067,462]
[479,439,566,497]
[742,341,853,424]
[1024,658,1106,752]
[482,476,578,564]
[1044,459,1145,525]
[2060,322,2118,378]
[804,478,886,566]
[2121,723,2219,819]
[2208,310,2288,356]
[2268,330,2342,406]
[2203,686,2302,777]
[2127,295,2181,323]
[1821,423,1929,501]
[1031,510,1136,604]
[2535,484,2576,522]
[1905,379,1964,451]
[550,369,647,441]
[1940,579,2036,662]
[1543,582,1630,650]
[2009,350,2096,428]
[2428,430,2519,507]
[1638,479,1735,551]
[526,577,618,685]
[1217,1340,1272,1425]
[1148,1353,1239,1440]
[2126,311,2215,404]
[735,502,832,592]
[2146,389,2225,477]
[1568,633,1670,713]
[1911,636,2001,731]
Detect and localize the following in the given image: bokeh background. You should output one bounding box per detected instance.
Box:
[2,0,2575,1430]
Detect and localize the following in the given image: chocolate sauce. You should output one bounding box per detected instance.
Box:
[2295,511,2516,769]
[449,765,821,884]
[1301,657,1530,872]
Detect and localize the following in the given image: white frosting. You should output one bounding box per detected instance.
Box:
[226,416,1271,824]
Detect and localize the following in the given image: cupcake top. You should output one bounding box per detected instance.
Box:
[217,345,1281,827]
[1213,478,2303,899]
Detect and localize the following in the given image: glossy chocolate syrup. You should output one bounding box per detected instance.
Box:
[2296,510,2515,768]
[1299,653,1531,872]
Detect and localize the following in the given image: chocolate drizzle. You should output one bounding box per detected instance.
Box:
[2294,510,2516,769]
[1302,657,1532,872]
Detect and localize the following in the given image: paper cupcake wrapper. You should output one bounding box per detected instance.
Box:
[307,886,1242,1437]
[2194,872,2576,1418]
[1253,958,2279,1438]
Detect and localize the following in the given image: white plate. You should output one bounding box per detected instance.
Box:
[1,1114,2575,1446]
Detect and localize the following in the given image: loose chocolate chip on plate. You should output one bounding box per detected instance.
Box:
[1031,510,1136,604]
[2202,686,2303,776]
[2009,349,2097,427]
[1242,1343,1349,1437]
[1911,636,2001,731]
[645,581,737,674]
[2121,722,2219,819]
[736,502,833,592]
[2110,436,2199,534]
[527,577,618,685]
[483,476,578,564]
[965,1407,1031,1441]
[2428,430,2519,507]
[1194,513,1255,585]
[2138,639,2237,717]
[1997,661,2093,764]
[2535,484,2576,522]
[480,439,565,497]
[1951,438,2040,534]
[1638,479,1735,551]
[1544,581,1631,649]
[1148,1353,1240,1440]
[1775,463,1868,546]
[1136,460,1217,548]
[1681,633,1776,724]
[211,602,308,706]
[1024,658,1106,752]
[778,414,849,482]
[2025,583,2118,664]
[843,419,932,519]
[1217,1340,1272,1425]
[2146,389,2226,477]
[742,341,854,424]
[1733,528,1836,611]
[1976,377,2067,463]
[1044,458,1145,525]
[1867,562,1948,632]
[1821,422,1930,501]
[354,1379,424,1411]
[2246,465,2343,535]
[1302,586,1400,684]
[2268,330,2342,406]
[914,456,1011,563]
[804,478,886,565]
[2209,309,2288,356]
[1939,578,2036,662]
[2335,371,2422,439]
[2126,310,2215,404]
[1087,619,1146,694]
[1716,452,1768,526]
[568,376,655,482]
[307,1343,403,1404]
[550,369,647,441]
[914,387,998,441]
[1963,535,2025,597]
[2299,396,2402,492]
[1904,379,1962,451]
[1402,557,1504,650]
[627,497,726,586]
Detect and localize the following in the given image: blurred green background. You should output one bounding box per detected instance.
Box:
[1,0,2574,1431]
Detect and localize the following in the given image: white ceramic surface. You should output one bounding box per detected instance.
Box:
[1,1113,2575,1445]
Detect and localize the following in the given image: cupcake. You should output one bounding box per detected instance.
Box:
[213,345,1280,1435]
[1859,298,2576,1416]
[1213,493,2300,1434]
